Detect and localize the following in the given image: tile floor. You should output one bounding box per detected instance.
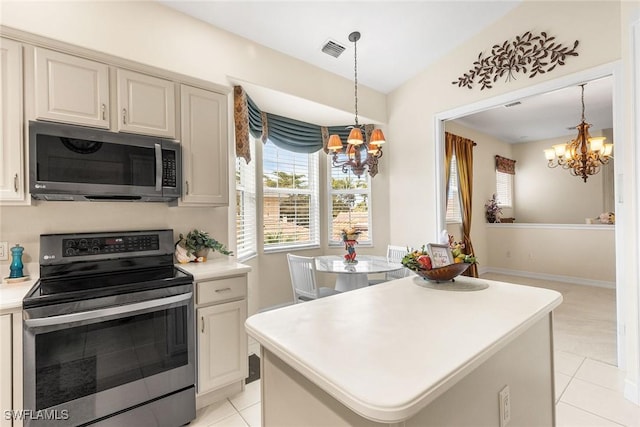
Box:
[192,274,638,426]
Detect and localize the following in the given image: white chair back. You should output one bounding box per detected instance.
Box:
[287,254,320,303]
[386,245,412,280]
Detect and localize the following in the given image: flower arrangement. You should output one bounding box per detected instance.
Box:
[485,193,502,223]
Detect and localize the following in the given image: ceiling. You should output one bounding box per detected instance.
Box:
[158,0,613,143]
[453,76,613,143]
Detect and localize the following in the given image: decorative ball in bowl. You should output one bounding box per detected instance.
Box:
[412,262,470,283]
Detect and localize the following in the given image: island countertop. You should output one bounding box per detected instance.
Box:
[245,275,562,423]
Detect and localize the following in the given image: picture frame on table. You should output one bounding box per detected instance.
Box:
[427,243,453,268]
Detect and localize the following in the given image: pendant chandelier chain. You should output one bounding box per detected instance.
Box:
[580,84,586,122]
[326,30,386,178]
[353,33,359,127]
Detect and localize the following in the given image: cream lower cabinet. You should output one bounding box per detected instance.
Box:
[34,47,110,128]
[0,312,22,427]
[178,85,229,206]
[0,38,26,204]
[195,275,248,397]
[0,314,12,427]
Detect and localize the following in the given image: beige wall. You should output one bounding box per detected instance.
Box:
[512,130,612,224]
[387,0,621,248]
[485,224,616,285]
[0,1,390,312]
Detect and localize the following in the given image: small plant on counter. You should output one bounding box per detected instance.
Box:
[175,229,232,263]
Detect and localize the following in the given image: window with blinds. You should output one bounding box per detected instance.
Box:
[446,155,462,223]
[235,139,257,260]
[262,140,319,250]
[328,154,372,246]
[496,170,513,208]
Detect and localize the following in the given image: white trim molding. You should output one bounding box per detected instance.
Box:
[479,266,616,289]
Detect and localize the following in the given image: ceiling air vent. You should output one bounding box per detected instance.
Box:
[321,39,346,58]
[504,101,522,108]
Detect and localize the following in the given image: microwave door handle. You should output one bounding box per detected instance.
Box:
[24,292,192,328]
[155,143,162,191]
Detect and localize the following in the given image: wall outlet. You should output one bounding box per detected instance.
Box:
[0,242,8,261]
[499,385,511,427]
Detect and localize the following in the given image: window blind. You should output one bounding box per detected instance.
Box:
[262,140,319,250]
[446,155,462,223]
[235,139,257,260]
[496,171,513,208]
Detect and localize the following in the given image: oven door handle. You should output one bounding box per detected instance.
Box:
[25,292,192,328]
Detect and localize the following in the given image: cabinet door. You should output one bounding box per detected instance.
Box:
[0,38,25,203]
[197,300,248,393]
[116,69,176,138]
[180,85,229,206]
[34,47,109,128]
[0,314,12,427]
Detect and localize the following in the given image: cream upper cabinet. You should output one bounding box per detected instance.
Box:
[34,47,110,128]
[179,84,229,206]
[0,38,25,203]
[116,69,176,138]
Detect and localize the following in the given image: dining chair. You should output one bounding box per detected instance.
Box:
[287,254,341,303]
[369,245,413,285]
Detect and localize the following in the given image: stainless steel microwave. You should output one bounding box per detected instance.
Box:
[29,121,181,202]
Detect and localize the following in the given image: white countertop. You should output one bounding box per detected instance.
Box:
[175,257,251,280]
[245,275,562,423]
[0,276,38,315]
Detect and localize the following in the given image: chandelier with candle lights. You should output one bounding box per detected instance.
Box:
[543,83,613,183]
[327,31,386,178]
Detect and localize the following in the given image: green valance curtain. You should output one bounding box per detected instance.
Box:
[234,85,377,163]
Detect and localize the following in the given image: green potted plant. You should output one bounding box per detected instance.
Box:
[175,229,232,263]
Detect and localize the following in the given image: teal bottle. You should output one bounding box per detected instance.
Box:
[9,244,24,278]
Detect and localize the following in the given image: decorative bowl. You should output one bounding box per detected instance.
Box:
[412,262,470,283]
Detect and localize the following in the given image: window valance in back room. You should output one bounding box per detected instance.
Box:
[495,155,516,175]
[233,85,374,162]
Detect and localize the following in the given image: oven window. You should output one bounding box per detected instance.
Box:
[35,305,188,410]
[35,135,156,186]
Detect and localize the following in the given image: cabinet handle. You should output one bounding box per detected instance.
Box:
[185,180,189,195]
[214,287,232,293]
[101,104,106,120]
[201,316,204,333]
[13,174,18,192]
[122,108,127,124]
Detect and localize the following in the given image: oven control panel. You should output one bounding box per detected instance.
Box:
[62,234,160,257]
[40,230,174,264]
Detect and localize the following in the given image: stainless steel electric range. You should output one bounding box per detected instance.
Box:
[22,229,195,427]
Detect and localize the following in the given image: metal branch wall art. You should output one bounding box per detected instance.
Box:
[452,31,579,90]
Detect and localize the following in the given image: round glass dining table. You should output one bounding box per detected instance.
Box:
[314,255,404,292]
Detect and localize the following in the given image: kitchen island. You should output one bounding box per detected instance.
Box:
[245,275,562,426]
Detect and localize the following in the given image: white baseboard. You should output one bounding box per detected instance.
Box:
[625,378,640,405]
[479,266,616,289]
